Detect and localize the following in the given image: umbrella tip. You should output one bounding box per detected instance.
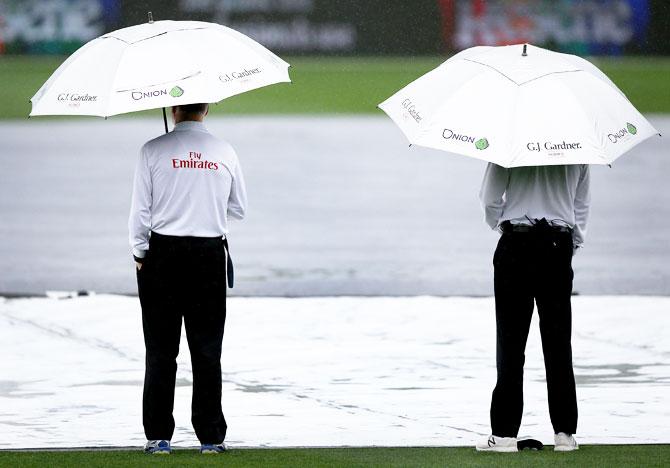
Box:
[148,11,154,24]
[522,44,528,56]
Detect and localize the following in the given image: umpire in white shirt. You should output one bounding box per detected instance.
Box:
[129,103,247,454]
[476,164,590,453]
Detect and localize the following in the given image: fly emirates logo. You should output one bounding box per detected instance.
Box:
[172,152,219,171]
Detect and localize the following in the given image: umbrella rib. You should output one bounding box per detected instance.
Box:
[101,36,130,45]
[103,40,133,117]
[120,27,210,45]
[462,59,520,85]
[463,59,583,87]
[517,69,584,86]
[133,31,168,43]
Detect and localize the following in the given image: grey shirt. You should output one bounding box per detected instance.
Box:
[479,163,591,248]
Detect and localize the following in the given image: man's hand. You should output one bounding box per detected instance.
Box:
[133,254,146,271]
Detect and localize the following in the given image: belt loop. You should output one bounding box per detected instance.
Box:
[223,238,234,288]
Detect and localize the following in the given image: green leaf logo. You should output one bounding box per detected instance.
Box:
[170,86,184,98]
[475,138,489,150]
[626,123,637,135]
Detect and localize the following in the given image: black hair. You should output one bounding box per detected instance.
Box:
[174,103,208,115]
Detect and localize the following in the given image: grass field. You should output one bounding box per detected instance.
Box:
[0,56,669,119]
[0,446,669,468]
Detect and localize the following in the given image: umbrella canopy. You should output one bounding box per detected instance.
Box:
[30,19,291,118]
[379,44,660,168]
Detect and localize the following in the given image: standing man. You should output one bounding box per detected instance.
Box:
[475,163,590,453]
[129,103,247,455]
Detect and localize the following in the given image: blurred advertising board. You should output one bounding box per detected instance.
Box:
[177,0,357,53]
[438,0,651,55]
[124,0,442,55]
[0,0,120,54]
[0,0,661,56]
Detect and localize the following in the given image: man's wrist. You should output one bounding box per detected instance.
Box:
[132,248,148,263]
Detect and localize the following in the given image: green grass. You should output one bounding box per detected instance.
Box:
[0,445,668,468]
[592,57,670,113]
[1,55,669,119]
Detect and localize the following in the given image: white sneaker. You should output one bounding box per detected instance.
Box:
[554,432,579,451]
[476,434,518,452]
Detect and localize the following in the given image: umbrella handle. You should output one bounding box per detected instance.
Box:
[162,107,168,133]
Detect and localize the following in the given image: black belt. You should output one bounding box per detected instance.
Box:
[500,221,572,234]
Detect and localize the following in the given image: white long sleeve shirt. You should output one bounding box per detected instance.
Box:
[129,120,247,259]
[479,163,591,247]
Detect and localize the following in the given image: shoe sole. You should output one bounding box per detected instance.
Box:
[148,450,171,455]
[554,446,579,452]
[201,450,225,454]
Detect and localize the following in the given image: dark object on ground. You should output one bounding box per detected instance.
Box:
[518,438,544,450]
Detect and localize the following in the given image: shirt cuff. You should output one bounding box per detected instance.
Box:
[133,248,147,261]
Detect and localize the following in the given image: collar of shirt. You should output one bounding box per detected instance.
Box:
[173,120,208,133]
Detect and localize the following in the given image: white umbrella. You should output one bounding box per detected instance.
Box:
[379,44,660,168]
[30,14,291,129]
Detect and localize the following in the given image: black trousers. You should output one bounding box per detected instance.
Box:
[137,232,228,444]
[490,227,578,437]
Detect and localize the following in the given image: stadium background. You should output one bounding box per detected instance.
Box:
[1,0,669,57]
[1,1,669,120]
